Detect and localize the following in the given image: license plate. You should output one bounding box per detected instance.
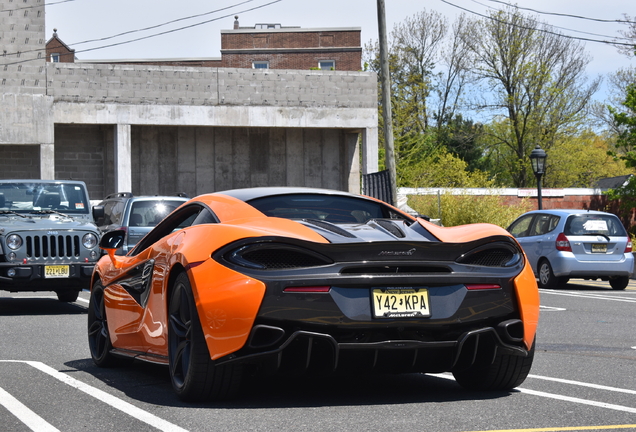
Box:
[45,265,69,278]
[591,244,607,253]
[372,288,430,318]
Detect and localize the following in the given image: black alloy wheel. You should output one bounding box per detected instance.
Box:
[168,272,241,401]
[87,281,126,367]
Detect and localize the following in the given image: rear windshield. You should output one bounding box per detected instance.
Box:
[0,182,90,214]
[247,194,409,223]
[564,214,627,237]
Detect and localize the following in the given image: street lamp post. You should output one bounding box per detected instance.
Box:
[529,145,547,210]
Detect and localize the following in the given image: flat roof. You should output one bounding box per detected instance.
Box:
[221,27,361,34]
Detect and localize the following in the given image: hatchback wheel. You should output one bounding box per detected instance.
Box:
[538,260,556,288]
[609,276,629,290]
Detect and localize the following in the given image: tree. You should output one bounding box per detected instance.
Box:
[363,10,480,184]
[545,132,632,187]
[398,148,493,188]
[616,14,636,57]
[462,7,600,187]
[608,83,636,168]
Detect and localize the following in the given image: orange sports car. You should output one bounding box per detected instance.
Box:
[88,187,539,401]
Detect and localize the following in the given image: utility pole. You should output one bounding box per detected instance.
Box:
[377,0,397,206]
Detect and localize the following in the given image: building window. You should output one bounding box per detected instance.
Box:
[319,60,335,70]
[51,53,60,62]
[252,61,269,69]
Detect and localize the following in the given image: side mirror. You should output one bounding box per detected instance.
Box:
[92,205,105,223]
[99,230,126,250]
[99,230,126,266]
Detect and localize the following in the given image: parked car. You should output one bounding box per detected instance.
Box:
[0,179,100,302]
[507,209,633,289]
[88,187,540,401]
[92,192,188,255]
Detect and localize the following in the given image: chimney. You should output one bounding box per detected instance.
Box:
[234,16,239,30]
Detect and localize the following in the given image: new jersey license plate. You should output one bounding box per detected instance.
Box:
[591,243,607,253]
[372,288,430,318]
[45,265,69,278]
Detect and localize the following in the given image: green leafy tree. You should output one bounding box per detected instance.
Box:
[399,148,493,188]
[462,7,600,187]
[608,83,636,167]
[546,132,633,187]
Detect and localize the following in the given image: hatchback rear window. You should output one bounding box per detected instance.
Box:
[564,215,627,237]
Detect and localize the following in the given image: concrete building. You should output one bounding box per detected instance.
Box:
[1,1,378,200]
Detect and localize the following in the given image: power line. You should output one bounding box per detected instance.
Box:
[1,0,282,65]
[439,0,636,48]
[1,0,77,12]
[479,0,636,25]
[69,0,259,47]
[72,0,282,55]
[469,0,634,42]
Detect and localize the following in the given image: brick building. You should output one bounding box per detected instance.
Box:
[45,29,74,63]
[46,16,362,72]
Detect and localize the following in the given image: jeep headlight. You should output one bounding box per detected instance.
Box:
[82,233,98,249]
[7,234,22,250]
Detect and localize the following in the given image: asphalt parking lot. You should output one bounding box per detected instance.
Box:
[1,278,635,432]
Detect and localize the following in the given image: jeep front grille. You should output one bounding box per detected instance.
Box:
[26,235,81,258]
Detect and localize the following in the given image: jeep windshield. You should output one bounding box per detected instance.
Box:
[0,181,90,215]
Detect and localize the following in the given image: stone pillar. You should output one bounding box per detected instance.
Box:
[361,126,378,174]
[40,143,55,179]
[114,124,132,192]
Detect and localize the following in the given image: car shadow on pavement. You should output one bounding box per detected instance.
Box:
[66,358,515,409]
[0,296,86,316]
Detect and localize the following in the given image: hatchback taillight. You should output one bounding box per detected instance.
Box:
[625,238,633,253]
[556,233,572,252]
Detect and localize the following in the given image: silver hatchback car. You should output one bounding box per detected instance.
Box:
[507,209,633,290]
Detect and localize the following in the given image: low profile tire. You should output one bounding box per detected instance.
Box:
[538,260,566,288]
[168,272,242,402]
[609,276,629,290]
[87,280,128,367]
[453,340,535,391]
[56,290,79,303]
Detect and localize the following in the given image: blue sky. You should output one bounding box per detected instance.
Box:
[44,0,634,101]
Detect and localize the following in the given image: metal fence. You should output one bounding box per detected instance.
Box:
[362,170,392,204]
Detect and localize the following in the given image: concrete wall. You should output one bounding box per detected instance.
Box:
[46,64,376,108]
[53,124,360,200]
[1,0,378,199]
[0,145,40,178]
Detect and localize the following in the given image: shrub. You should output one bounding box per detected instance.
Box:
[408,192,532,228]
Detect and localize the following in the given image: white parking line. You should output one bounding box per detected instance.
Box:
[431,373,636,414]
[527,374,636,395]
[518,388,636,414]
[0,361,188,432]
[0,385,60,432]
[539,290,636,303]
[540,305,567,311]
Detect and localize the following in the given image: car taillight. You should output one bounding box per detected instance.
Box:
[556,233,572,252]
[283,286,331,293]
[465,284,501,290]
[625,238,633,253]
